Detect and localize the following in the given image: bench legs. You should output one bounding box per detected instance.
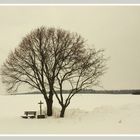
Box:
[21,116,36,119]
[29,116,36,119]
[21,116,28,119]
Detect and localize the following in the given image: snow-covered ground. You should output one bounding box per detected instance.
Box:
[0,94,140,134]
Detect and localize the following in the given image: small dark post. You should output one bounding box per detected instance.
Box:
[38,100,43,115]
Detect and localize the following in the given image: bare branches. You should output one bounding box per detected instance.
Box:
[1,26,88,94]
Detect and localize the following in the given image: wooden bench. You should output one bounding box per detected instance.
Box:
[21,111,37,119]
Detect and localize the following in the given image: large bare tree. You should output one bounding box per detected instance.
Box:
[1,26,96,116]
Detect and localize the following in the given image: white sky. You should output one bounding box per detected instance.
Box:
[0,5,140,92]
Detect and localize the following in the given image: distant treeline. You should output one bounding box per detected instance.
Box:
[14,89,140,95]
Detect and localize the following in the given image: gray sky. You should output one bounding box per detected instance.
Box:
[0,6,140,92]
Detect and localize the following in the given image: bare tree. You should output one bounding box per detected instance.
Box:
[1,26,94,116]
[53,48,106,117]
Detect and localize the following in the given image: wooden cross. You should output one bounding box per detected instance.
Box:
[38,100,43,115]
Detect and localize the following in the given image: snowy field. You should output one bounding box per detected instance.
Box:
[0,94,140,134]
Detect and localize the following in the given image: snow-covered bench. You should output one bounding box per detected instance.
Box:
[21,111,36,119]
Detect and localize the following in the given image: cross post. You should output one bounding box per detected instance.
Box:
[38,100,43,115]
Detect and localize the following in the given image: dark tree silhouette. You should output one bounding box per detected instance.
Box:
[2,26,100,116]
[52,47,106,117]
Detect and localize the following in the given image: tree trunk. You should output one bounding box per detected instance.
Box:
[60,106,66,118]
[44,93,53,116]
[47,98,53,116]
[47,89,54,116]
[43,84,54,116]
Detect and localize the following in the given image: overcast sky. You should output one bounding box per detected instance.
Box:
[0,6,140,93]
